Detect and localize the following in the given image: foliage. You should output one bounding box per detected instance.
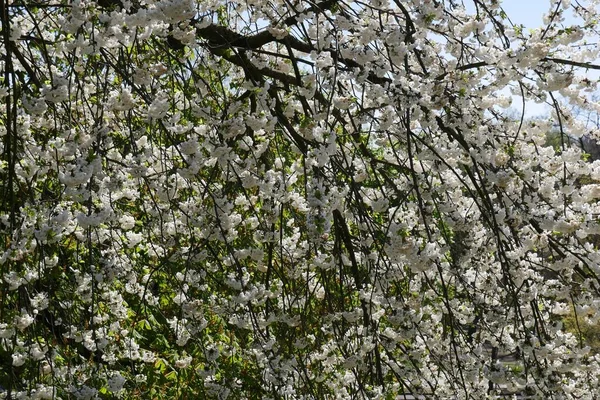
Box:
[2,0,600,399]
[563,308,600,353]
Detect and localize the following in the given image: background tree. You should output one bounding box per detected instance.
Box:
[2,0,600,398]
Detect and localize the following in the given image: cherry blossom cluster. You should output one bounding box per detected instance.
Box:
[1,0,600,398]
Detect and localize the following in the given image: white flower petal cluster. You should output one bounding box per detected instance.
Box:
[3,0,600,398]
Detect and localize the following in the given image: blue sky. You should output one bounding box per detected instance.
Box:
[500,0,550,28]
[466,0,563,28]
[501,0,553,117]
[493,0,586,117]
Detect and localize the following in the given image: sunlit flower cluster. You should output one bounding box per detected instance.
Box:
[2,0,600,398]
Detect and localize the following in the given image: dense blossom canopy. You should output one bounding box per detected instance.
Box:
[2,0,600,398]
